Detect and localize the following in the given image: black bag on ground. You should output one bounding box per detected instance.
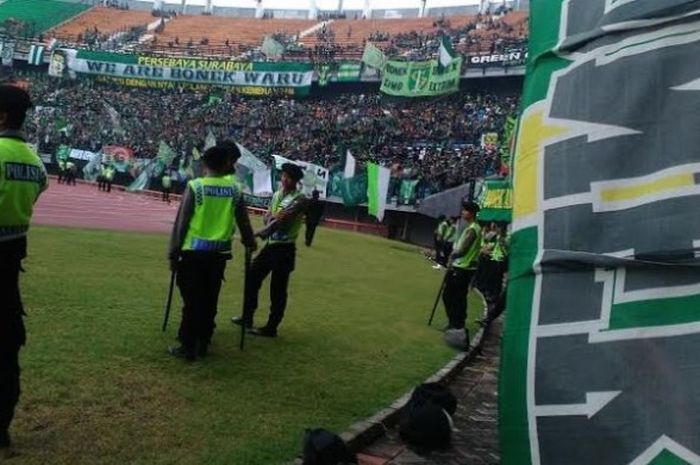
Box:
[302,428,356,465]
[408,382,457,415]
[398,400,452,452]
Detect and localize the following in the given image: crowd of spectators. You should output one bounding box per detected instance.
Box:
[16,71,518,195]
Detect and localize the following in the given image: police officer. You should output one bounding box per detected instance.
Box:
[168,143,256,360]
[232,163,307,338]
[162,170,172,203]
[0,85,48,449]
[442,201,482,339]
[104,164,115,192]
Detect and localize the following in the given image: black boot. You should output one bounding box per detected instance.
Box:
[168,345,196,361]
[250,326,277,338]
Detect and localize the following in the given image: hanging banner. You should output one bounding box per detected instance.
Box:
[102,145,135,172]
[501,2,700,465]
[466,49,527,68]
[477,179,511,222]
[51,49,314,97]
[271,155,329,198]
[380,57,462,97]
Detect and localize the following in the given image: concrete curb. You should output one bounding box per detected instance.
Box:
[288,291,491,464]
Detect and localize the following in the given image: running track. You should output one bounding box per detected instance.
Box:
[34,180,179,234]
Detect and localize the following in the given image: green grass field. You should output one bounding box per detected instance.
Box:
[11,224,483,465]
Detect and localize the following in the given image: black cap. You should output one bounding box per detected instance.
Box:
[281,162,304,182]
[216,140,242,163]
[0,84,33,112]
[461,200,480,214]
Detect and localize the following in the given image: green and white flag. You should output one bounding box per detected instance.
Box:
[361,43,386,70]
[438,34,457,70]
[366,162,390,222]
[337,62,362,82]
[27,44,45,66]
[261,36,286,60]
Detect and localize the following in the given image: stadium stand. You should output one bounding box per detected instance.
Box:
[0,0,90,36]
[50,7,155,43]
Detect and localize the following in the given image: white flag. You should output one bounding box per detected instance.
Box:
[344,150,356,178]
[253,169,272,195]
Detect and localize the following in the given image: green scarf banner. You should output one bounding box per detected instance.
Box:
[380,57,462,97]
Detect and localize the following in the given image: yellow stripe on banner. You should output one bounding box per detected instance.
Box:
[600,173,695,203]
[513,107,571,220]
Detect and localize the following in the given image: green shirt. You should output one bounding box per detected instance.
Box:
[0,136,47,243]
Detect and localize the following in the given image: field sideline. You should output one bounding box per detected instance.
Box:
[9,183,483,465]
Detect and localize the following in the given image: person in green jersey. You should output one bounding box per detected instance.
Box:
[0,85,48,449]
[232,163,307,338]
[442,200,482,336]
[168,143,256,360]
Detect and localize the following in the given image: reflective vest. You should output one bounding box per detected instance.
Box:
[444,224,457,243]
[452,222,482,270]
[268,189,303,244]
[436,220,448,239]
[104,167,115,181]
[182,175,241,254]
[162,174,172,189]
[0,137,47,243]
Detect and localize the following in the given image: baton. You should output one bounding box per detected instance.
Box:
[240,247,252,350]
[162,270,176,332]
[428,270,449,326]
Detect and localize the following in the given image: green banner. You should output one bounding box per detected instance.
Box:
[50,49,314,97]
[337,62,362,82]
[499,116,518,174]
[398,179,419,205]
[501,2,700,465]
[380,58,462,97]
[341,173,367,206]
[477,179,511,222]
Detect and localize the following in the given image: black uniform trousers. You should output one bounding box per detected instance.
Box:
[0,257,25,436]
[304,222,319,247]
[243,243,295,330]
[176,254,227,355]
[442,267,475,330]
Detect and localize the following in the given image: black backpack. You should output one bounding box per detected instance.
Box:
[302,428,356,465]
[398,401,452,452]
[398,383,457,452]
[407,383,457,415]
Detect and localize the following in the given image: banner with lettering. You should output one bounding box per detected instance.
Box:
[50,49,314,96]
[466,49,527,68]
[500,2,700,465]
[380,58,462,97]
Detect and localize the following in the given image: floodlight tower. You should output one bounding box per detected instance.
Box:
[205,0,213,14]
[255,0,264,18]
[181,0,187,14]
[418,0,427,17]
